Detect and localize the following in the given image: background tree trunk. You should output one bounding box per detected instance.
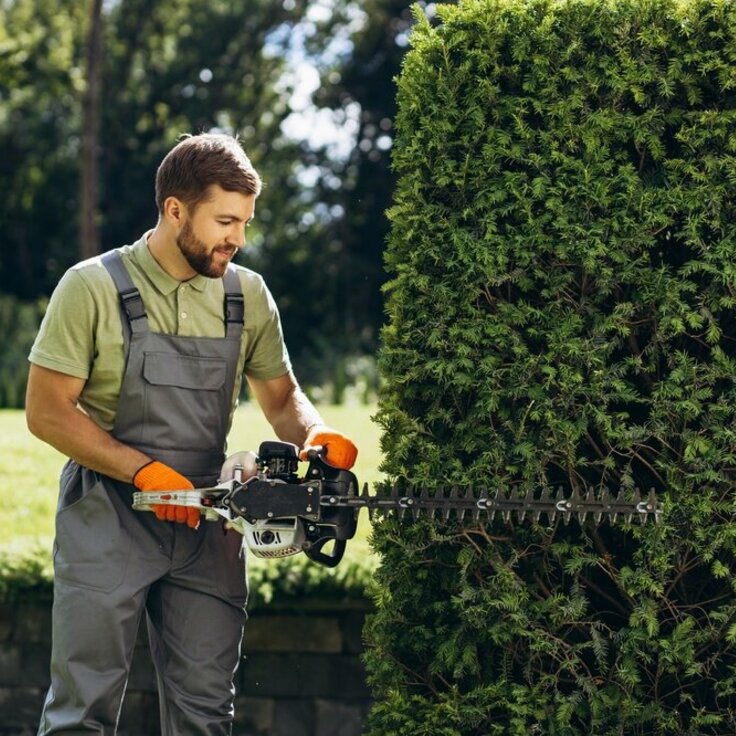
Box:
[80,0,103,260]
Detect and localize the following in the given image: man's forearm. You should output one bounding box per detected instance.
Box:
[246,372,335,446]
[269,384,325,447]
[245,372,357,469]
[27,401,150,483]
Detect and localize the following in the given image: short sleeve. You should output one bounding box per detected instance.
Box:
[28,269,97,380]
[241,273,292,380]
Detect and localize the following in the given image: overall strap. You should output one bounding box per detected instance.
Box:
[223,265,245,338]
[100,250,150,335]
[102,250,243,339]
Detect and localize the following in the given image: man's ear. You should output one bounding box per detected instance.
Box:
[162,196,185,227]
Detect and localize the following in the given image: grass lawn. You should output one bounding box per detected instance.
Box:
[0,403,383,567]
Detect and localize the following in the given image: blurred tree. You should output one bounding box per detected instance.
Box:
[0,0,87,298]
[261,0,451,390]
[0,0,309,297]
[311,0,414,353]
[98,0,309,251]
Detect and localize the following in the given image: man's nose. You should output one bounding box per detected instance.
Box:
[227,225,246,248]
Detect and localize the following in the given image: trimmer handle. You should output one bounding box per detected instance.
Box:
[304,538,346,568]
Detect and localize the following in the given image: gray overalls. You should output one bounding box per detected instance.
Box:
[38,251,248,735]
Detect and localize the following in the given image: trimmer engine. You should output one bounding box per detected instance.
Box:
[229,441,359,566]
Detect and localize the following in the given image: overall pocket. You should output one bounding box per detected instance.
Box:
[54,465,132,593]
[141,351,227,451]
[214,528,249,606]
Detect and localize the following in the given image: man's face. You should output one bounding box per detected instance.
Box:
[176,185,256,278]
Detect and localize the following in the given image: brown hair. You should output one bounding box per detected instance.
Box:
[155,133,262,214]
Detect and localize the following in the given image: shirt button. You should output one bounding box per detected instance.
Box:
[181,312,188,319]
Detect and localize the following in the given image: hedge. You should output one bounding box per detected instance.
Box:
[0,548,374,609]
[367,0,736,733]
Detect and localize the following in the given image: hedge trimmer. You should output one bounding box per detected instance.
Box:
[132,441,662,568]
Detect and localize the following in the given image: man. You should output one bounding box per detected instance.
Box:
[25,132,358,734]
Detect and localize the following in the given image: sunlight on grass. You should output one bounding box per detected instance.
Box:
[0,403,383,566]
[0,410,64,557]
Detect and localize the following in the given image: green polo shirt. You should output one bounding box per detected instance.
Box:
[29,234,291,432]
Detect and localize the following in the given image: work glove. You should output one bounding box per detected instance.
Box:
[133,460,200,529]
[299,425,358,470]
[219,450,259,483]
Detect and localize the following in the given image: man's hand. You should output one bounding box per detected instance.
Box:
[133,461,200,529]
[299,425,358,469]
[219,450,258,482]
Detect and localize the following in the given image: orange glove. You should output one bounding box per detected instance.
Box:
[299,425,358,470]
[133,460,200,529]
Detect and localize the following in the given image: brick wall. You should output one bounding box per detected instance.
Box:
[0,594,372,736]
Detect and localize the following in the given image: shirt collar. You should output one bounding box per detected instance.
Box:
[131,232,211,294]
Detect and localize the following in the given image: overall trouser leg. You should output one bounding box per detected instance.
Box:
[38,581,148,735]
[147,583,246,735]
[38,467,173,735]
[146,521,247,736]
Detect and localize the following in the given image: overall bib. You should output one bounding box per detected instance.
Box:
[38,251,248,736]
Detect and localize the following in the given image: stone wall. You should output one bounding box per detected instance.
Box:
[0,593,372,735]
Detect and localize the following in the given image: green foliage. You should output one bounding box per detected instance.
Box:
[247,554,376,610]
[297,0,423,364]
[0,547,53,602]
[0,545,374,609]
[0,0,86,297]
[0,296,47,408]
[369,0,736,733]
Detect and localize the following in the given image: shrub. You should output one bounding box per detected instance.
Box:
[0,548,374,609]
[367,0,736,733]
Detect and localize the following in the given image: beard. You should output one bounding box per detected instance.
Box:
[176,220,236,278]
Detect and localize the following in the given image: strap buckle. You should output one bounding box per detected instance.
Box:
[119,287,147,322]
[225,293,245,324]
